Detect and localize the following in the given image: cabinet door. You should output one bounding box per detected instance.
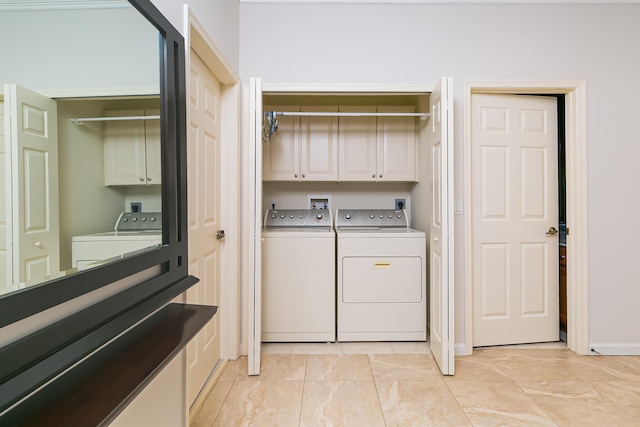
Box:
[300,106,338,181]
[338,106,377,181]
[144,109,161,185]
[262,105,299,181]
[104,109,147,186]
[377,106,416,182]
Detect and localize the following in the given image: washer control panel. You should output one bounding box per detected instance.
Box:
[116,212,162,231]
[264,209,333,229]
[335,209,408,228]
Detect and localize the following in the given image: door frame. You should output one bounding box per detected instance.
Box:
[463,80,589,355]
[183,4,241,416]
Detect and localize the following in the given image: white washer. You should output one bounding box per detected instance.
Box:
[262,209,335,342]
[72,212,162,270]
[336,209,426,341]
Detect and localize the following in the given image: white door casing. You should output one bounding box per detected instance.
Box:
[1,100,7,292]
[429,78,455,375]
[471,94,559,347]
[4,85,60,287]
[248,77,263,375]
[186,51,222,404]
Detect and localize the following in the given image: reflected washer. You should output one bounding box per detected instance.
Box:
[261,209,335,342]
[336,209,426,341]
[71,212,162,270]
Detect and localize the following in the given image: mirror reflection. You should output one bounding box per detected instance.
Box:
[0,1,161,296]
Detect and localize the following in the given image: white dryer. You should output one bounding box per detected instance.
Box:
[262,209,335,342]
[71,212,162,270]
[336,209,426,341]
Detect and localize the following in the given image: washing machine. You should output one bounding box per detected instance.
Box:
[336,209,426,341]
[262,209,335,342]
[72,212,162,270]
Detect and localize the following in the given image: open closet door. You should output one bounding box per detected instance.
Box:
[248,77,263,375]
[5,85,60,288]
[429,77,455,375]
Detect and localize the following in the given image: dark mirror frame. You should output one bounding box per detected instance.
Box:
[0,0,193,412]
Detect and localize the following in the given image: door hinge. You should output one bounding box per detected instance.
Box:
[566,227,570,235]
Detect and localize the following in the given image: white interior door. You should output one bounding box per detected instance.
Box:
[186,51,222,404]
[4,84,59,287]
[429,78,455,375]
[1,100,8,292]
[248,77,263,375]
[471,93,559,347]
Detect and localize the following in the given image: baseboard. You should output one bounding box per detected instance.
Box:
[588,343,640,356]
[455,343,467,356]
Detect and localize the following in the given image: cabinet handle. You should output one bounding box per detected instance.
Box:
[372,174,376,178]
[147,177,151,181]
[294,174,298,178]
[139,177,144,182]
[301,174,305,178]
[379,174,383,178]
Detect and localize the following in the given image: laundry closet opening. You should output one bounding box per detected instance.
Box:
[259,90,433,344]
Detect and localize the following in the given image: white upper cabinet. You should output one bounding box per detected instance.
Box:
[338,106,378,181]
[263,102,417,183]
[339,106,417,182]
[376,106,417,182]
[300,106,339,181]
[263,105,338,181]
[104,109,161,186]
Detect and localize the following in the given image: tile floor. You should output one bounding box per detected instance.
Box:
[191,342,640,426]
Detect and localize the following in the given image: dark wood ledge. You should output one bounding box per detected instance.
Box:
[0,303,217,427]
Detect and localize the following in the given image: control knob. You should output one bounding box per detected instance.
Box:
[315,213,324,220]
[344,213,352,220]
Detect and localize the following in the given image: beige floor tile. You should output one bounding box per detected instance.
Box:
[218,357,246,380]
[535,341,568,350]
[519,380,640,426]
[479,343,541,350]
[261,343,293,354]
[376,380,471,426]
[341,341,394,354]
[299,381,385,427]
[237,354,307,381]
[369,354,440,381]
[306,354,373,381]
[390,341,430,354]
[483,349,582,381]
[613,356,640,374]
[290,342,343,355]
[562,355,640,381]
[444,352,511,382]
[212,380,304,427]
[446,380,557,426]
[589,380,640,420]
[190,379,234,427]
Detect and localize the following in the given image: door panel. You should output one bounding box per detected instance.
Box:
[186,51,222,404]
[300,106,338,180]
[472,93,559,347]
[429,78,454,375]
[262,105,299,181]
[338,106,377,181]
[5,85,59,287]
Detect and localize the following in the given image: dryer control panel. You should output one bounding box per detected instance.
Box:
[335,209,408,228]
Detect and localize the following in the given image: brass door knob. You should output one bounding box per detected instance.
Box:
[546,226,559,236]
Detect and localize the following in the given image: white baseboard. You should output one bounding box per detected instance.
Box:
[588,343,640,356]
[455,343,467,356]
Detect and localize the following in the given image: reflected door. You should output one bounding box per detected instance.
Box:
[4,85,60,288]
[471,93,559,346]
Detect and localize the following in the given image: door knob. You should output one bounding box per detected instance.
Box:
[216,230,226,240]
[35,241,42,248]
[546,226,559,236]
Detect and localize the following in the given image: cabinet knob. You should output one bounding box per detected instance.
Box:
[301,174,305,178]
[147,177,151,181]
[139,177,144,182]
[294,174,298,178]
[379,174,383,178]
[372,174,376,178]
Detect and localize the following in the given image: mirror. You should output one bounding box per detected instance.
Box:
[0,1,161,296]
